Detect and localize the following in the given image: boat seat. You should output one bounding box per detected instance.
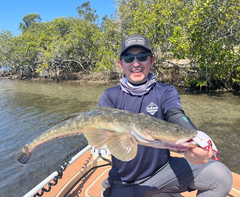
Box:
[77,148,240,197]
[36,147,239,197]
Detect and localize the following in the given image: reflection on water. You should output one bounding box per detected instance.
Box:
[179,91,240,175]
[0,79,112,197]
[0,79,239,196]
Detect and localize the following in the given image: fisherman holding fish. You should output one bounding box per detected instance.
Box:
[16,35,233,196]
[98,35,232,197]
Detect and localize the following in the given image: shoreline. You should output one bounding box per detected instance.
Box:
[1,73,239,93]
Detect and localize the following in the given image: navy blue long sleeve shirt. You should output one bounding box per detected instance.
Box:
[98,83,186,182]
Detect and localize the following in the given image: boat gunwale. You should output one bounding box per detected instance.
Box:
[23,145,92,197]
[24,148,240,197]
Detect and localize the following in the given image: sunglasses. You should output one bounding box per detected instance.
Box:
[121,52,152,63]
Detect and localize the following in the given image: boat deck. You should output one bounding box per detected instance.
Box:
[37,150,240,197]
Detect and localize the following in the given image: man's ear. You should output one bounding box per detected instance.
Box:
[117,60,124,72]
[150,56,155,68]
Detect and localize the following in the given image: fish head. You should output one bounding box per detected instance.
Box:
[133,116,197,149]
[148,122,197,143]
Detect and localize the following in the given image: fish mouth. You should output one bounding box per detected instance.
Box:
[132,130,195,151]
[132,130,156,144]
[158,140,196,151]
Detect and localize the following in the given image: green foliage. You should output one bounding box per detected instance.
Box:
[1,15,102,77]
[1,0,240,90]
[181,0,240,90]
[184,77,207,91]
[77,1,98,23]
[94,19,120,72]
[0,30,13,70]
[19,13,42,31]
[113,0,240,90]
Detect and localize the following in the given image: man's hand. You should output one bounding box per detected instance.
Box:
[184,146,213,165]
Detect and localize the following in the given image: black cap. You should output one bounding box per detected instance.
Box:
[119,35,152,58]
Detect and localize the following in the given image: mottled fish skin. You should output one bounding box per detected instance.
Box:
[16,107,197,165]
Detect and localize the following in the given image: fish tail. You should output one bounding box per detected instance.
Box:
[16,145,32,166]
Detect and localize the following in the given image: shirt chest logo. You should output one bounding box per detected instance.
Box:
[146,102,158,115]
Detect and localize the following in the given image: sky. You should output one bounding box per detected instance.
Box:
[0,0,116,36]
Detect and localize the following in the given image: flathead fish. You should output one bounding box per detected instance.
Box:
[16,107,197,165]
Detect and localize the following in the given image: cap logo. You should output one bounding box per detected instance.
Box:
[125,37,145,47]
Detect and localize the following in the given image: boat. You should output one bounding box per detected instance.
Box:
[23,145,240,197]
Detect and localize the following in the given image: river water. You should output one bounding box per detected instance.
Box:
[0,79,239,197]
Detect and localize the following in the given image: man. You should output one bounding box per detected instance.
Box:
[98,35,232,197]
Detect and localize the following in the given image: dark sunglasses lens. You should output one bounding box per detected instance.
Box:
[136,53,149,61]
[123,54,135,63]
[122,53,150,63]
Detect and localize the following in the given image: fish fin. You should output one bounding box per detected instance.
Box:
[82,127,114,149]
[52,113,83,127]
[107,132,138,161]
[16,145,32,166]
[63,113,83,120]
[82,127,138,161]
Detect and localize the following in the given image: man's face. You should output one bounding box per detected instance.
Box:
[118,47,155,84]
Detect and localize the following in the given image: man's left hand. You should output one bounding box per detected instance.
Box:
[184,146,213,165]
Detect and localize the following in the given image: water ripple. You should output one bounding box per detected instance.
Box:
[0,79,239,197]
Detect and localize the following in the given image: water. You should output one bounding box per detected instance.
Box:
[0,79,239,197]
[0,79,112,197]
